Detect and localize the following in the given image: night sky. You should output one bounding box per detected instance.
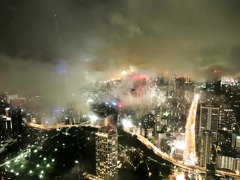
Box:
[0,0,240,101]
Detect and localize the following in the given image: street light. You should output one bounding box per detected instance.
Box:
[122,119,133,129]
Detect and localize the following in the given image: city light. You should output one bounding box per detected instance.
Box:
[118,103,123,108]
[183,94,199,165]
[89,114,98,123]
[174,140,185,150]
[121,70,127,76]
[176,172,185,180]
[213,69,220,73]
[122,119,133,129]
[133,75,146,80]
[1,62,240,180]
[87,98,94,105]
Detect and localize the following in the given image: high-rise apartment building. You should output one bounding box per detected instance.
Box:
[200,130,212,167]
[219,108,236,131]
[232,133,240,152]
[95,127,118,180]
[199,106,219,141]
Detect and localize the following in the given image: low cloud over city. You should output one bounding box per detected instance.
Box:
[1,0,240,75]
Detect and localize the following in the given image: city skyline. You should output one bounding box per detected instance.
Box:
[1,0,240,101]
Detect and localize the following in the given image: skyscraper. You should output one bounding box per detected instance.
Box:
[95,127,118,180]
[232,133,240,152]
[0,115,12,140]
[199,106,219,141]
[218,108,236,131]
[200,130,212,167]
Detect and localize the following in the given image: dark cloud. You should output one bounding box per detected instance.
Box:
[0,0,240,99]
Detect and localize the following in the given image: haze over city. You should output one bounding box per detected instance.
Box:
[1,0,240,97]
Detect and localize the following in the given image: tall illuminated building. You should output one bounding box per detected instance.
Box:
[95,127,118,180]
[200,130,212,167]
[232,133,240,152]
[199,106,219,141]
[218,108,236,131]
[0,115,12,140]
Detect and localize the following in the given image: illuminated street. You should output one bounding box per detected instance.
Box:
[24,92,240,180]
[26,122,240,179]
[183,94,200,165]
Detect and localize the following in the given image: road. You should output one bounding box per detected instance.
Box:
[131,131,240,179]
[27,122,100,130]
[133,131,205,172]
[183,94,199,165]
[27,120,240,179]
